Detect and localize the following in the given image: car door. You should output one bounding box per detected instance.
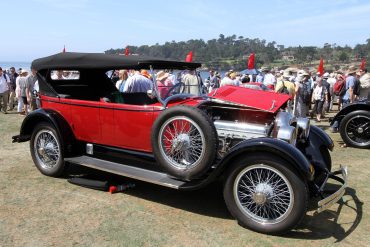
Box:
[112,103,155,152]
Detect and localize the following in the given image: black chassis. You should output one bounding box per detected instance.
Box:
[14,108,338,194]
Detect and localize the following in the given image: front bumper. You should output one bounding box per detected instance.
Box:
[317,165,348,213]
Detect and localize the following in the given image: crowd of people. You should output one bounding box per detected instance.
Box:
[203,66,370,122]
[0,66,38,115]
[1,63,369,123]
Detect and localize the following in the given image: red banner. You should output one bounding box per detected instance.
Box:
[247,53,255,69]
[360,58,366,70]
[63,45,66,53]
[317,58,324,76]
[185,51,193,62]
[124,46,129,56]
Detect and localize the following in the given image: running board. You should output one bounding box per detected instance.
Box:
[64,156,187,189]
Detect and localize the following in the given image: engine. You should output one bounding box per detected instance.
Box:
[212,111,310,157]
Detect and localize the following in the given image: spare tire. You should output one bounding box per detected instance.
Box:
[151,105,218,180]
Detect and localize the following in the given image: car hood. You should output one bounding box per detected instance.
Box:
[208,86,290,113]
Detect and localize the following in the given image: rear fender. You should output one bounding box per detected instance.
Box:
[218,138,314,181]
[14,108,77,155]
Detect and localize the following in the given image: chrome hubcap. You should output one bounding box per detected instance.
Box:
[234,164,294,224]
[159,116,205,170]
[34,130,60,170]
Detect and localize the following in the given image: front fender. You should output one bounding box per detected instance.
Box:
[12,108,76,154]
[331,103,370,126]
[297,125,333,173]
[218,138,314,181]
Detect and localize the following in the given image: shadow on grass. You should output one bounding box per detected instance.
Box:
[286,187,363,242]
[64,164,362,241]
[64,164,232,220]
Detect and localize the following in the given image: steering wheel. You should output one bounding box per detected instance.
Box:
[164,82,185,98]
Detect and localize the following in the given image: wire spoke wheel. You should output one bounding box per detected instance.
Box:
[233,164,294,224]
[344,115,370,146]
[33,129,61,170]
[159,116,205,170]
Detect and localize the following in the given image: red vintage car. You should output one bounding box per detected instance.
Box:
[13,52,347,235]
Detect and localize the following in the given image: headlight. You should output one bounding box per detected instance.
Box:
[296,117,310,139]
[277,126,298,145]
[275,111,294,127]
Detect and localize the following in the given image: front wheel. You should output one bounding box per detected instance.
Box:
[223,154,308,235]
[30,123,65,177]
[339,110,370,148]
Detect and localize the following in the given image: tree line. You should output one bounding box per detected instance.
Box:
[105,34,370,70]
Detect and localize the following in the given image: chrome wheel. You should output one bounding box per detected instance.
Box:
[344,115,370,146]
[33,129,61,170]
[233,164,294,224]
[158,116,205,170]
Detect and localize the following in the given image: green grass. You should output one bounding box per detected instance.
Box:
[0,110,369,246]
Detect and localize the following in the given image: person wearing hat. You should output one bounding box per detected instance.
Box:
[15,69,29,115]
[156,70,173,98]
[342,67,357,107]
[0,67,11,113]
[122,70,152,93]
[275,70,295,97]
[294,71,311,118]
[220,72,235,87]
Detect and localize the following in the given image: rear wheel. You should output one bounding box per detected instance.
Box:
[30,123,65,177]
[340,110,370,148]
[223,153,308,234]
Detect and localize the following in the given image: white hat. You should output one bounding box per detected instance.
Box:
[323,72,329,78]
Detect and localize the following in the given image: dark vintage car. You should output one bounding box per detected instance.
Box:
[13,52,347,235]
[330,95,370,148]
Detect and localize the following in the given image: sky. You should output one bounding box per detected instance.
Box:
[1,0,370,61]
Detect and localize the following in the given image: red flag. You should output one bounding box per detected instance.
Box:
[247,53,255,69]
[185,51,193,62]
[360,58,366,70]
[124,46,129,56]
[317,58,324,76]
[63,45,66,53]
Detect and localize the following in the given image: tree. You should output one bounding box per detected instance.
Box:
[339,52,349,62]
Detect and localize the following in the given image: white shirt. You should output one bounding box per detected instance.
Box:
[0,73,10,93]
[263,73,276,86]
[220,77,235,87]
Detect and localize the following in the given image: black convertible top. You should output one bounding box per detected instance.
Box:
[32,52,202,70]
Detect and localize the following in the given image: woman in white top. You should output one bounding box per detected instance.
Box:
[310,77,328,122]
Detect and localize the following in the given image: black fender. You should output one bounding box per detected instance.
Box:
[12,108,78,155]
[330,103,370,127]
[297,125,333,173]
[217,137,314,181]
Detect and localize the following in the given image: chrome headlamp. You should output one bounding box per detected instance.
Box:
[296,117,310,139]
[275,111,294,127]
[277,126,298,145]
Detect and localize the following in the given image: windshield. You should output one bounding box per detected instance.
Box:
[152,69,203,102]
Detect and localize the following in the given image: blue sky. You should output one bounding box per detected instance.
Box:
[1,0,370,61]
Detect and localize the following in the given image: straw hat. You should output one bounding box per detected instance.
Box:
[156,70,169,81]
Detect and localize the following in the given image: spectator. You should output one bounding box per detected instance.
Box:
[275,70,295,97]
[122,70,152,93]
[8,67,18,111]
[0,67,11,114]
[310,76,328,122]
[342,67,357,107]
[294,71,311,118]
[327,73,337,111]
[26,68,38,112]
[181,70,200,95]
[206,70,220,92]
[115,70,128,92]
[220,72,235,87]
[16,69,29,115]
[262,67,276,90]
[359,68,370,99]
[156,70,173,98]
